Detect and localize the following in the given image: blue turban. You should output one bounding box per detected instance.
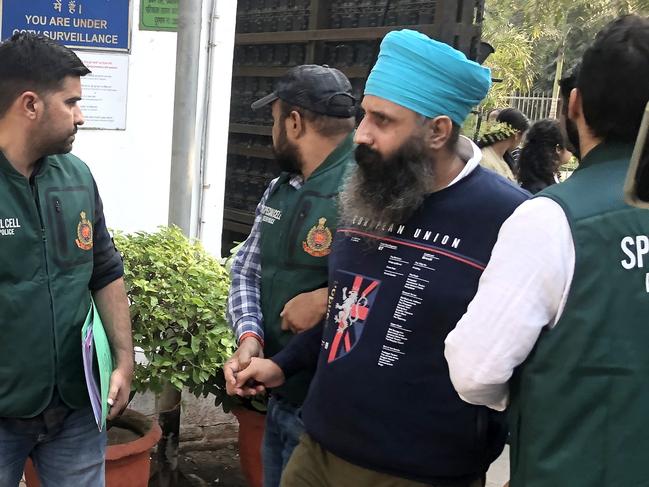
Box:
[365,30,491,125]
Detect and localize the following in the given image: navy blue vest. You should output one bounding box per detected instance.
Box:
[301,166,529,484]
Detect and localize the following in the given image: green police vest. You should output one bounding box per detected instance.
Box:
[509,143,649,487]
[0,152,95,417]
[260,133,354,404]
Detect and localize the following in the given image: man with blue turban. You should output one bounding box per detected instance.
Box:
[230,30,528,486]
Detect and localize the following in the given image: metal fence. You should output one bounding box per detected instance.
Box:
[508,92,557,121]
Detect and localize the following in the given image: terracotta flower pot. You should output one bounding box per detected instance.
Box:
[232,407,265,487]
[25,409,161,487]
[105,409,162,487]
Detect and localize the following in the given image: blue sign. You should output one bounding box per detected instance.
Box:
[1,0,131,51]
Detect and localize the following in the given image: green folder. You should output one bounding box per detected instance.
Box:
[81,298,114,431]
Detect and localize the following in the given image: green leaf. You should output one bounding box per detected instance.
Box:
[191,336,200,354]
[111,225,235,400]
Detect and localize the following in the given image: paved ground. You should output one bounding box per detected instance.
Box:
[178,448,247,486]
[22,443,509,487]
[175,444,510,487]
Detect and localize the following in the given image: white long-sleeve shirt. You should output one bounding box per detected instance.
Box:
[444,196,575,411]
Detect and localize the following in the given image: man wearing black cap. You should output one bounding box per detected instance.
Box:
[225,64,356,487]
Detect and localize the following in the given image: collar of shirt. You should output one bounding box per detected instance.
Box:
[578,141,634,171]
[447,135,481,188]
[288,173,304,190]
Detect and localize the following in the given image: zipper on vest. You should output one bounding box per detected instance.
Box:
[29,177,58,381]
[287,200,311,260]
[51,196,70,258]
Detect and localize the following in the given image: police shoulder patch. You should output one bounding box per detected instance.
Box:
[302,217,332,257]
[75,211,93,251]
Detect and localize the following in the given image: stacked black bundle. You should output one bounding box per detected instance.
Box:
[221,0,485,254]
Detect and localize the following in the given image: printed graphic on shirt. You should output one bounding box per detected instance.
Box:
[350,215,464,250]
[343,225,485,271]
[324,271,381,363]
[620,235,649,292]
[328,218,486,368]
[303,217,333,257]
[75,211,93,250]
[0,217,21,237]
[260,205,282,225]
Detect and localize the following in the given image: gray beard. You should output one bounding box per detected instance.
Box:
[340,138,435,226]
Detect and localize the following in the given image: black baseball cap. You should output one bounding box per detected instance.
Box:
[251,64,356,118]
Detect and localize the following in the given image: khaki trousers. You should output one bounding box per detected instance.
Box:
[281,434,484,487]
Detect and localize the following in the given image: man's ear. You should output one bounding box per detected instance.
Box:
[568,88,582,123]
[17,91,41,121]
[286,109,306,139]
[425,116,455,150]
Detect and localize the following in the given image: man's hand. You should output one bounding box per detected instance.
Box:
[280,287,328,334]
[232,357,285,397]
[225,336,264,395]
[107,366,132,420]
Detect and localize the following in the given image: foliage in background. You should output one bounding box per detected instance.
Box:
[560,157,579,174]
[517,0,649,90]
[481,22,534,109]
[113,226,236,396]
[224,240,244,273]
[461,113,480,142]
[483,0,649,95]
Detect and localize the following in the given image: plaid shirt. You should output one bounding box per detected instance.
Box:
[227,174,304,344]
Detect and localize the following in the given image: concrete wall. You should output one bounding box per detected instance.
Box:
[72,0,237,256]
[129,390,238,450]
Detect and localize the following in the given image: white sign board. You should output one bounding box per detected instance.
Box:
[75,51,129,130]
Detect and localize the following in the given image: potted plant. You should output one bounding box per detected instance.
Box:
[113,225,236,485]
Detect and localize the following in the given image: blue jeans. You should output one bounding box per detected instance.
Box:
[0,393,106,487]
[262,396,305,487]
